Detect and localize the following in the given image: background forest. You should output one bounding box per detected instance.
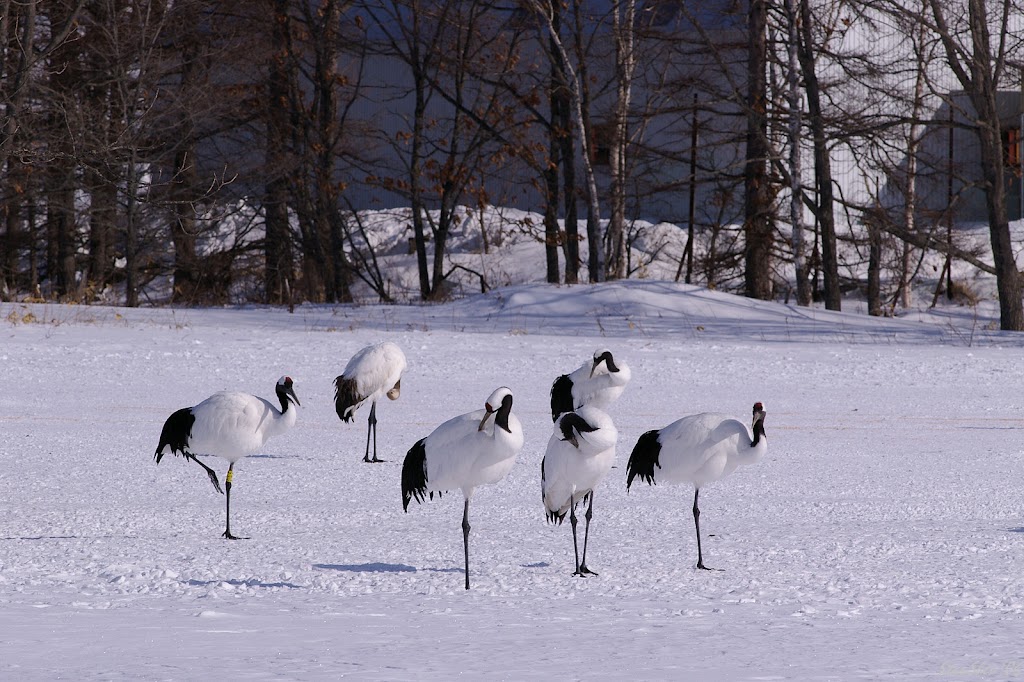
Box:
[1,0,1023,326]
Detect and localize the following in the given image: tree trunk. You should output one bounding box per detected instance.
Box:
[171,148,198,303]
[567,0,602,282]
[604,0,636,281]
[2,157,25,293]
[0,1,35,294]
[558,63,579,285]
[785,0,810,306]
[543,87,561,283]
[410,72,431,299]
[312,0,352,303]
[867,219,882,316]
[743,0,772,300]
[798,0,840,310]
[46,162,76,299]
[264,0,294,305]
[88,169,116,294]
[45,0,80,300]
[543,10,563,284]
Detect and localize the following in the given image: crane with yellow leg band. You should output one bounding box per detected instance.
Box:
[154,376,301,539]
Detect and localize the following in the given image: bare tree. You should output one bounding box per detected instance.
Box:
[927,0,1023,330]
[529,0,604,282]
[603,0,637,280]
[263,0,296,305]
[796,0,841,310]
[744,0,773,300]
[783,0,810,305]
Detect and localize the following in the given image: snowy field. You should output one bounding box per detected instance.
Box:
[3,282,1024,680]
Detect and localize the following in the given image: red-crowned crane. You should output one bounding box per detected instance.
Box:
[155,376,301,539]
[626,402,767,570]
[541,405,618,576]
[334,342,407,463]
[401,387,525,590]
[550,349,631,422]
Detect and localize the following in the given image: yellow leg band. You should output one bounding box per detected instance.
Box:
[226,470,234,484]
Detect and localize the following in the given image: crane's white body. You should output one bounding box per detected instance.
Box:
[551,350,631,421]
[542,406,617,519]
[419,401,524,500]
[651,412,766,489]
[566,361,631,413]
[337,342,407,420]
[179,391,298,463]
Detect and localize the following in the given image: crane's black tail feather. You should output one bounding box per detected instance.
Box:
[334,376,361,423]
[401,438,433,511]
[154,408,195,464]
[549,374,574,423]
[626,430,662,490]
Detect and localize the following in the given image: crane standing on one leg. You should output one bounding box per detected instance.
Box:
[155,376,301,539]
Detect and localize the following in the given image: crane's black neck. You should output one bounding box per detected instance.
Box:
[750,418,765,447]
[495,395,514,433]
[276,386,293,413]
[559,412,597,442]
[596,351,619,373]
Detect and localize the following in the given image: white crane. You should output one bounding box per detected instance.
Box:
[541,405,618,576]
[626,402,767,570]
[155,376,301,539]
[401,387,525,590]
[550,349,631,422]
[334,341,407,463]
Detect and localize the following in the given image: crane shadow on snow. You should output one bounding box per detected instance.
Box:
[185,578,303,589]
[315,562,418,573]
[1,535,79,541]
[314,562,549,574]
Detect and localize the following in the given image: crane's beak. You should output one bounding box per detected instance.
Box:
[287,386,301,407]
[478,404,494,432]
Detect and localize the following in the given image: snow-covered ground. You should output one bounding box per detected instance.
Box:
[3,283,1024,680]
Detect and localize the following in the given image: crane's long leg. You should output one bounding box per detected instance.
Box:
[187,453,223,494]
[372,403,380,463]
[462,498,471,590]
[577,492,598,576]
[570,502,582,576]
[222,463,247,540]
[363,402,382,463]
[693,488,711,570]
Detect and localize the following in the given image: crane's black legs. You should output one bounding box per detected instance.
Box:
[188,453,223,494]
[363,402,382,463]
[569,503,581,575]
[577,493,597,576]
[570,494,597,576]
[693,488,711,570]
[222,463,247,540]
[462,498,471,590]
